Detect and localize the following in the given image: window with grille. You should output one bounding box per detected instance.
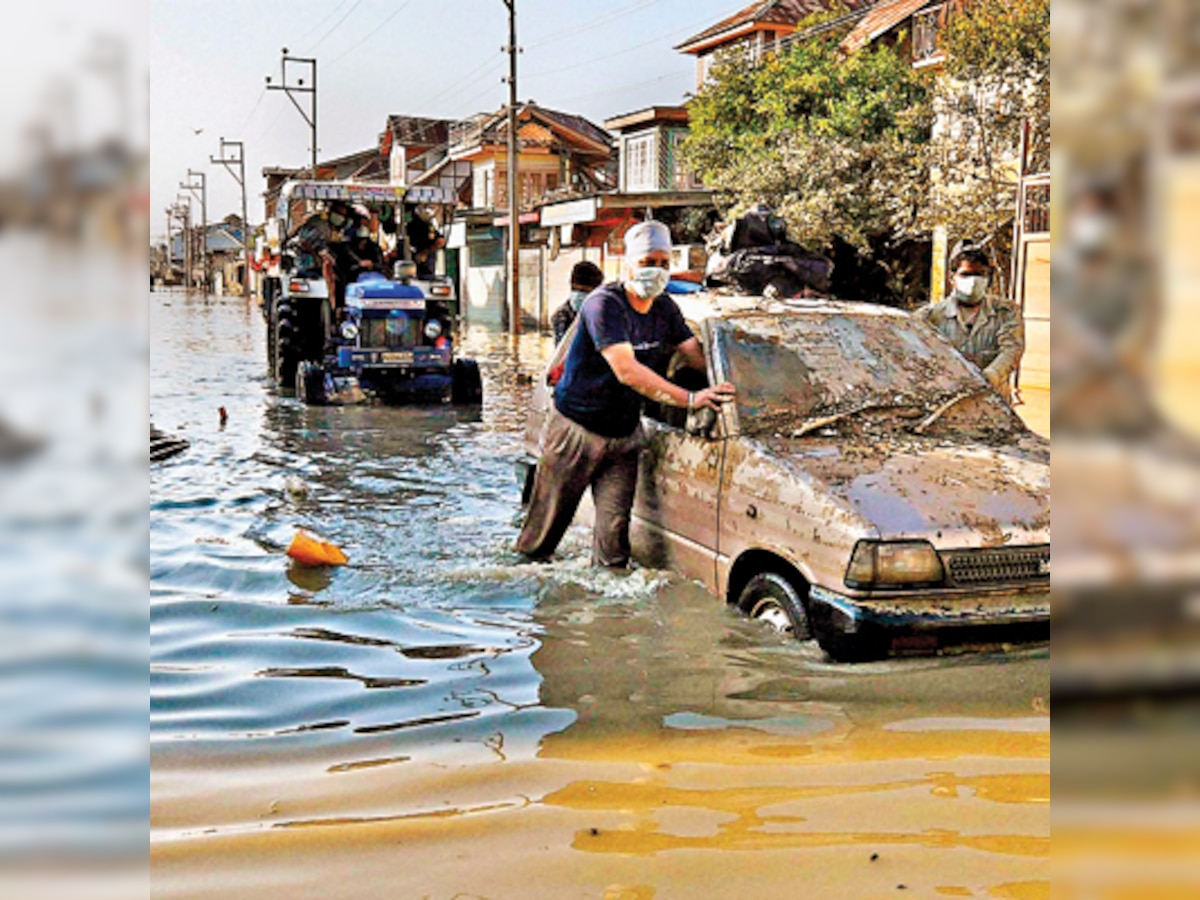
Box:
[626,134,657,192]
[912,7,943,62]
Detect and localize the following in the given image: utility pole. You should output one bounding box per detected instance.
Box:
[503,0,521,334]
[173,196,192,291]
[164,207,174,282]
[266,49,318,179]
[181,169,207,291]
[211,138,252,300]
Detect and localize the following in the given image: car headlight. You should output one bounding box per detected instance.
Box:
[424,320,443,340]
[340,321,359,341]
[845,540,945,589]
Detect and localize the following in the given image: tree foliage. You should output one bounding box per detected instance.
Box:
[681,18,932,256]
[920,0,1050,280]
[680,0,1049,303]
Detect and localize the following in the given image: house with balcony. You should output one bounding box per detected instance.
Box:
[380,115,453,185]
[442,102,615,327]
[534,106,715,297]
[675,0,870,88]
[839,0,953,67]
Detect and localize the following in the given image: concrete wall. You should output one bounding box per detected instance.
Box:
[1019,239,1050,392]
[463,245,504,327]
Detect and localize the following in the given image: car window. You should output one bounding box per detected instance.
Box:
[643,320,708,430]
[714,312,1008,436]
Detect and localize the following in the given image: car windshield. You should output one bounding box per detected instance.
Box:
[714,311,1013,437]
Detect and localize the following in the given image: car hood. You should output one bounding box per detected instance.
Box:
[756,432,1050,547]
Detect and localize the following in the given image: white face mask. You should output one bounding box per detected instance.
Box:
[628,267,669,300]
[1069,213,1115,252]
[953,274,988,305]
[568,289,589,312]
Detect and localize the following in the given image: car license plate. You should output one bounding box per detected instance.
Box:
[381,351,414,364]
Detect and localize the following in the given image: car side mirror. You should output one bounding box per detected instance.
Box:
[685,406,717,438]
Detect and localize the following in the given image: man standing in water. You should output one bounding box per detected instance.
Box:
[516,221,735,568]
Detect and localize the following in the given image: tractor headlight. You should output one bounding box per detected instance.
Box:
[844,540,945,590]
[340,321,359,341]
[424,320,443,340]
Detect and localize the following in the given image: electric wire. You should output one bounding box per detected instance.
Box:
[292,0,353,46]
[522,9,734,80]
[450,63,512,115]
[309,0,364,51]
[551,69,678,105]
[326,0,418,68]
[423,51,506,108]
[234,87,268,135]
[523,0,660,50]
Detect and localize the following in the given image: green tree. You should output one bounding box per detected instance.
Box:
[681,16,932,299]
[920,0,1050,288]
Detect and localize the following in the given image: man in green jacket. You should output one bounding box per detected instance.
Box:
[917,247,1025,403]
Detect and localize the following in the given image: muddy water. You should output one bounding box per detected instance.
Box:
[150,292,1049,899]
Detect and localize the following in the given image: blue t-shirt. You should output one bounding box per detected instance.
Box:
[555,282,694,438]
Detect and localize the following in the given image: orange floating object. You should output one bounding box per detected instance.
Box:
[286,529,348,567]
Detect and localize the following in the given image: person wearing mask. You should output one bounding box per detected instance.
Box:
[552,261,604,344]
[406,206,446,278]
[347,223,385,280]
[515,221,736,568]
[917,246,1025,403]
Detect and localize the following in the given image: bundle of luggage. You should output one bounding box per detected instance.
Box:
[704,205,834,298]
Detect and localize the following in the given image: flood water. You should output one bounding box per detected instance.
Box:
[150,292,1049,899]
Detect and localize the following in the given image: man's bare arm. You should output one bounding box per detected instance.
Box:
[601,343,733,411]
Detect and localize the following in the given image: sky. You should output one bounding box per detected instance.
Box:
[1,1,148,169]
[149,0,742,241]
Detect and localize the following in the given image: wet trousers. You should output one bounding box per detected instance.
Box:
[515,407,643,568]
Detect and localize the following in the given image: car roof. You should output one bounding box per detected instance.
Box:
[671,291,910,325]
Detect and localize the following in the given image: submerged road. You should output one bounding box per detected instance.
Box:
[150,290,1049,899]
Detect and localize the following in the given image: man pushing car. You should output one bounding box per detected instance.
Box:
[515,220,735,568]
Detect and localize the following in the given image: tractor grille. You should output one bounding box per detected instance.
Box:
[941,545,1050,587]
[362,318,421,349]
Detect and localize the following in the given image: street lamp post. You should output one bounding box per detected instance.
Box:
[266,49,318,179]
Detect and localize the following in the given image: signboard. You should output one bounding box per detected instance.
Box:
[283,181,456,206]
[540,197,598,227]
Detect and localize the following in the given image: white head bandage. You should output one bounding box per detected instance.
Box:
[624,220,671,259]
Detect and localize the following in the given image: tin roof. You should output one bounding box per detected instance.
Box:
[383,116,452,146]
[840,0,940,54]
[675,0,868,53]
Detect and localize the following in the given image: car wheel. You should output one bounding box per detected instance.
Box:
[738,571,811,641]
[275,302,298,388]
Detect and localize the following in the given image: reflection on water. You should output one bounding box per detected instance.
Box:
[150,292,1049,897]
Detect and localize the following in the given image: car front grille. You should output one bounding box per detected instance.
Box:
[941,545,1050,587]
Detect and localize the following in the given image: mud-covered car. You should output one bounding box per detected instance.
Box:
[518,296,1050,661]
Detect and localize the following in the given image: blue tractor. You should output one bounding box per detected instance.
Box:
[294,268,481,405]
[262,181,481,406]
